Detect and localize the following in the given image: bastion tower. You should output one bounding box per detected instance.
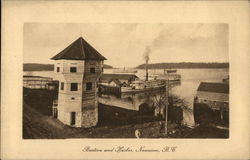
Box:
[51,37,106,128]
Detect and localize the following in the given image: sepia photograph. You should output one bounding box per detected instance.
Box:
[23,23,229,139]
[2,1,249,159]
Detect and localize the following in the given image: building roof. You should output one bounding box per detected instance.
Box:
[51,37,107,61]
[23,75,51,79]
[197,82,229,94]
[100,74,138,83]
[23,75,53,80]
[109,79,123,86]
[23,75,43,78]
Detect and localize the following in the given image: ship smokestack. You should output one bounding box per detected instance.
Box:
[143,46,150,81]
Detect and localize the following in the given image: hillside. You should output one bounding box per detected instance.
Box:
[23,88,164,138]
[23,63,54,71]
[136,62,229,69]
[23,63,113,71]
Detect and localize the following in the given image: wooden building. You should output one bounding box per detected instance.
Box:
[51,37,106,128]
[23,75,54,89]
[194,82,229,127]
[107,79,124,87]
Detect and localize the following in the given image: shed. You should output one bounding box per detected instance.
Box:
[108,79,123,87]
[195,82,229,109]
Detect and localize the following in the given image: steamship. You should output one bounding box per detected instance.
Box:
[121,55,166,93]
[121,79,166,93]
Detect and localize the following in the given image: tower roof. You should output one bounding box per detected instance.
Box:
[51,37,107,60]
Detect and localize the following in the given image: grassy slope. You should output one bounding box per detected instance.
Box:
[23,102,166,139]
[23,88,164,138]
[23,102,68,139]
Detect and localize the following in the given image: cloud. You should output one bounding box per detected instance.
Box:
[23,23,229,67]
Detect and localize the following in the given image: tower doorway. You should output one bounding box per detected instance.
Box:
[70,112,76,125]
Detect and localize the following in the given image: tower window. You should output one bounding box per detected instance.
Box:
[57,67,60,72]
[61,82,64,90]
[86,82,92,91]
[71,83,78,91]
[90,67,95,73]
[70,67,77,73]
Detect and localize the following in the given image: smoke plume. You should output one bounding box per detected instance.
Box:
[143,46,151,63]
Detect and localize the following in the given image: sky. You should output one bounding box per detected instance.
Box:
[23,23,228,68]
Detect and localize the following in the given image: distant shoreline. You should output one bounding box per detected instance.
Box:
[136,62,229,69]
[146,67,229,70]
[23,63,229,72]
[23,63,113,72]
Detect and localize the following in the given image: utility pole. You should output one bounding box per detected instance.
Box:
[165,75,169,135]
